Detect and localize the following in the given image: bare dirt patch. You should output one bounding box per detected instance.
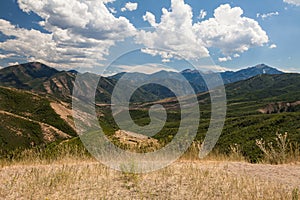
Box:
[50,102,75,130]
[114,130,160,152]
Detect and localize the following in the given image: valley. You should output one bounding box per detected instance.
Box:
[0,62,299,163]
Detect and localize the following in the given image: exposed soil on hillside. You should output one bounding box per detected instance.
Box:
[259,101,300,114]
[50,102,75,130]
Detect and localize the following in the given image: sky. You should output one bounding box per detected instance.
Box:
[0,0,299,74]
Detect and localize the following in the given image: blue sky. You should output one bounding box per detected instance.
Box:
[0,0,299,73]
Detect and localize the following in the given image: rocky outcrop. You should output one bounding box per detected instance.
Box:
[114,130,159,152]
[259,101,300,114]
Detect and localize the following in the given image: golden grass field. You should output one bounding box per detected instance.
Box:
[0,133,299,199]
[0,157,299,200]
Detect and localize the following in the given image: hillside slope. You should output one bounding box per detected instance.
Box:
[0,87,76,153]
[123,73,300,161]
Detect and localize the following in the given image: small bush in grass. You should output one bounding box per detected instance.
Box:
[120,161,140,189]
[256,132,300,164]
[228,143,246,161]
[180,141,202,161]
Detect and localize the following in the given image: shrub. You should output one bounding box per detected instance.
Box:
[256,132,300,164]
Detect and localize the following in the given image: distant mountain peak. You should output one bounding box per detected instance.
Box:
[68,69,79,74]
[181,69,195,73]
[254,63,270,68]
[249,63,283,72]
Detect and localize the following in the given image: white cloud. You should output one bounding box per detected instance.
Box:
[18,0,136,41]
[0,19,112,69]
[197,65,231,72]
[141,48,175,60]
[257,12,279,20]
[0,53,15,59]
[0,0,137,69]
[137,2,268,62]
[112,63,179,74]
[269,44,277,49]
[8,62,19,66]
[194,4,269,56]
[233,53,240,58]
[0,1,269,70]
[218,56,232,62]
[283,0,300,6]
[121,2,138,12]
[198,9,207,19]
[136,0,209,61]
[143,12,157,27]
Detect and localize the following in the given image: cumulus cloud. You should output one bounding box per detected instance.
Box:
[137,0,209,61]
[143,12,157,27]
[257,12,279,20]
[121,2,138,12]
[18,0,136,40]
[193,4,269,56]
[269,44,277,49]
[283,0,300,6]
[0,0,137,68]
[218,56,232,62]
[138,2,268,62]
[0,1,269,70]
[8,62,19,66]
[198,9,207,19]
[0,19,59,65]
[0,18,113,68]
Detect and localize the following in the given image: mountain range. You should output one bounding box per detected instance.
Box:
[0,62,299,161]
[0,62,284,102]
[111,63,283,99]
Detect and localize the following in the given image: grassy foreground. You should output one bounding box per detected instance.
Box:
[0,159,299,199]
[0,135,299,199]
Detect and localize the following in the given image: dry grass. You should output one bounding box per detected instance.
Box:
[256,132,300,164]
[0,160,299,199]
[180,141,246,162]
[0,143,94,168]
[0,139,299,199]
